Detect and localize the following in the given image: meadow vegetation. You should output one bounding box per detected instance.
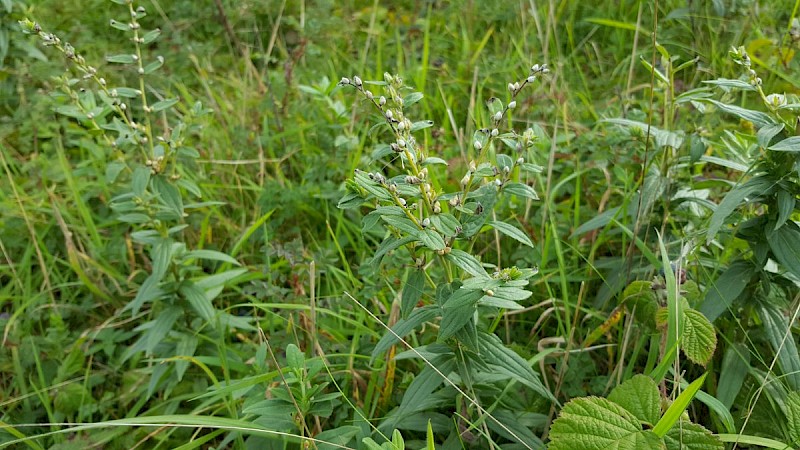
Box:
[1,0,800,448]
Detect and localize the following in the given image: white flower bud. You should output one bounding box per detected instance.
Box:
[433,202,441,214]
[339,77,350,85]
[353,76,362,87]
[493,111,503,122]
[461,174,470,187]
[469,160,476,172]
[508,101,517,109]
[473,140,482,150]
[385,110,393,119]
[398,198,407,207]
[379,96,386,106]
[397,121,406,130]
[421,218,431,228]
[494,179,502,186]
[99,78,106,86]
[516,157,524,165]
[491,128,499,137]
[449,196,460,207]
[365,90,373,99]
[485,289,494,296]
[508,83,515,93]
[513,82,520,91]
[527,75,536,83]
[503,166,511,173]
[531,64,540,72]
[398,139,406,148]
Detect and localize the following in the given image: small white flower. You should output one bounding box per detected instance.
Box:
[379,96,387,106]
[493,111,503,122]
[353,75,363,86]
[508,101,517,109]
[339,77,350,85]
[397,139,406,148]
[531,64,540,72]
[508,83,516,93]
[766,93,787,107]
[473,140,482,150]
[527,75,536,83]
[491,128,499,137]
[365,90,374,99]
[385,110,393,119]
[516,157,524,165]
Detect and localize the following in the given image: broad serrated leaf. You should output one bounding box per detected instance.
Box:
[401,270,426,318]
[608,375,661,426]
[549,397,664,450]
[445,249,488,278]
[681,308,717,365]
[663,420,724,450]
[371,305,439,360]
[477,331,553,400]
[488,220,534,247]
[503,181,539,200]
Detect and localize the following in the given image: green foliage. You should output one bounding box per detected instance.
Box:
[4,0,800,448]
[550,375,722,450]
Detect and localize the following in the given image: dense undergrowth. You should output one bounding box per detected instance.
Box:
[1,0,799,448]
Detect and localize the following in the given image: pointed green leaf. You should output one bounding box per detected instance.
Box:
[488,220,534,247]
[698,260,754,322]
[716,343,750,409]
[787,391,800,446]
[151,98,179,113]
[502,181,539,200]
[106,53,137,64]
[445,249,488,278]
[767,221,800,278]
[419,229,445,251]
[401,269,426,318]
[179,280,216,324]
[653,373,707,437]
[706,99,776,128]
[477,331,553,400]
[371,305,439,360]
[768,136,800,152]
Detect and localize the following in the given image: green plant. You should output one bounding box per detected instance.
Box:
[337,67,554,446]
